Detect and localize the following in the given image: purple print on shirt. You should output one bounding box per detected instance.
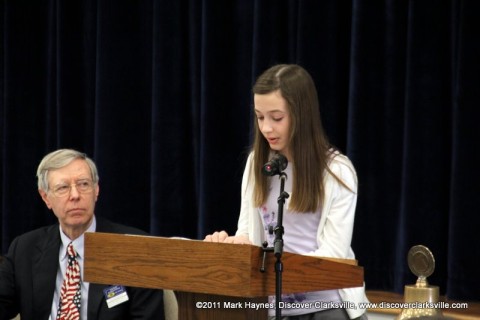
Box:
[261,206,277,245]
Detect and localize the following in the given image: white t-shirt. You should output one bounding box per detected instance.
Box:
[260,164,342,317]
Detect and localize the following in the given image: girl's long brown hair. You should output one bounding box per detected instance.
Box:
[252,64,348,212]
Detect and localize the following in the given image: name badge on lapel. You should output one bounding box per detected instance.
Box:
[103,285,129,308]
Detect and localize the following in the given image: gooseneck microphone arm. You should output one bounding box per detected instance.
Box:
[273,172,288,319]
[259,153,289,320]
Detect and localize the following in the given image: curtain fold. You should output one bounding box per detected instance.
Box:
[1,0,479,300]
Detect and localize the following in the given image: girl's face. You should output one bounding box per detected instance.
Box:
[254,90,292,160]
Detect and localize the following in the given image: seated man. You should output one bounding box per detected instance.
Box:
[0,149,165,320]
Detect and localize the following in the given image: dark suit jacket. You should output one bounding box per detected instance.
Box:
[0,217,165,320]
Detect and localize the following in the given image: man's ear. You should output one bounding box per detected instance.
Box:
[39,189,52,209]
[95,183,99,202]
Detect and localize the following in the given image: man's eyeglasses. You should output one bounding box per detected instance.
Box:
[50,179,95,197]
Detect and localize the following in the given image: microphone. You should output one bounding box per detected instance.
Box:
[262,153,288,176]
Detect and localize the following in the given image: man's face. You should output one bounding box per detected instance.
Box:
[39,159,99,235]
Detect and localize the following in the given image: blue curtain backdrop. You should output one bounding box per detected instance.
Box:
[1,0,479,302]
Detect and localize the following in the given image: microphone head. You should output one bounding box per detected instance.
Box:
[262,153,288,176]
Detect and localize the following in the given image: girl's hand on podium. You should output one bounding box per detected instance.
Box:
[204,230,229,242]
[223,235,252,245]
[204,231,251,244]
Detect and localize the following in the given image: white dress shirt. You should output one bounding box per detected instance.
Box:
[50,216,96,320]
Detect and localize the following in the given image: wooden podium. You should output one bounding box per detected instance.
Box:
[84,232,364,319]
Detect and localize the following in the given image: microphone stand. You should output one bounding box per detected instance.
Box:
[260,171,289,320]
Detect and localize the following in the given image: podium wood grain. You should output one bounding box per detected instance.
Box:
[84,232,363,296]
[84,232,364,319]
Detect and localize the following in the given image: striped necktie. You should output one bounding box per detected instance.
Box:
[57,242,81,320]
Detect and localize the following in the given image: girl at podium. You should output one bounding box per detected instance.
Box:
[205,64,368,320]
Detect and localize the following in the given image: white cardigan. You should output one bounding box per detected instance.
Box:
[235,152,369,319]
